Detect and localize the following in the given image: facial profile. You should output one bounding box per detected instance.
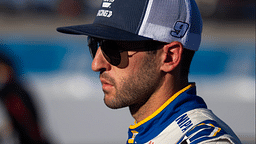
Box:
[94,48,162,109]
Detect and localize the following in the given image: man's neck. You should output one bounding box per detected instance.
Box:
[129,75,189,123]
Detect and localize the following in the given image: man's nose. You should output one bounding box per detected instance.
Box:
[91,47,111,72]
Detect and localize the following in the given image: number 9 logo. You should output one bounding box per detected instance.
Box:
[171,21,189,38]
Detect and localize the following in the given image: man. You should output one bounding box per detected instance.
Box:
[57,0,241,143]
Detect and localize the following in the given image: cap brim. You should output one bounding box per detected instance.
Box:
[57,24,152,41]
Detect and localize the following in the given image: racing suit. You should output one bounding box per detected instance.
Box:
[127,83,241,144]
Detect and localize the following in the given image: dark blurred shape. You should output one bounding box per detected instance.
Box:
[0,45,52,144]
[0,1,18,14]
[196,0,255,20]
[0,100,20,143]
[25,2,55,15]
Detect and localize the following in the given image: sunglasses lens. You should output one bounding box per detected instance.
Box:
[101,41,121,66]
[87,37,121,66]
[87,36,98,58]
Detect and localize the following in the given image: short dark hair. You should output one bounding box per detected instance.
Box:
[180,48,195,77]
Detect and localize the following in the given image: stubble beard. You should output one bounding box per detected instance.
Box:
[103,54,162,109]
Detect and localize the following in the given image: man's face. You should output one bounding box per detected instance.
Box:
[91,46,162,109]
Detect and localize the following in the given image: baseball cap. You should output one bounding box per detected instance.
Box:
[57,0,203,51]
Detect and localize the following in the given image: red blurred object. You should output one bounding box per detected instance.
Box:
[57,0,84,17]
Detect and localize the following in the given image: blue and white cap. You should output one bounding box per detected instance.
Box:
[57,0,203,51]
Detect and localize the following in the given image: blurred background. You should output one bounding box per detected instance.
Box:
[0,0,255,143]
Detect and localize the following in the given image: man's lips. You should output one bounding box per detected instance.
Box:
[100,78,114,89]
[100,78,112,85]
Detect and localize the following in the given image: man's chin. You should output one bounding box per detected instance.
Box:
[103,95,127,109]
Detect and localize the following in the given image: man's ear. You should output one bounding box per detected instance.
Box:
[160,41,183,73]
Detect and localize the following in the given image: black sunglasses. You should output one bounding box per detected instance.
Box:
[87,36,165,66]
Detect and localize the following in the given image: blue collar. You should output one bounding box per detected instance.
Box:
[128,83,207,143]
